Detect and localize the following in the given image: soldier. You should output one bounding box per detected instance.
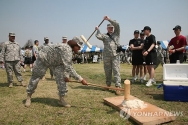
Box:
[25,37,88,108]
[40,37,54,79]
[0,32,26,87]
[154,41,164,69]
[62,36,67,43]
[95,15,121,95]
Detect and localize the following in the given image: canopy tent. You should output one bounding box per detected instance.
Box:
[79,44,103,53]
[160,40,170,49]
[122,45,129,50]
[160,40,188,50]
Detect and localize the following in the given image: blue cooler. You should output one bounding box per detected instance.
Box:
[163,64,188,102]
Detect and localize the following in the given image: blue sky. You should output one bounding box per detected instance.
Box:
[0,0,188,47]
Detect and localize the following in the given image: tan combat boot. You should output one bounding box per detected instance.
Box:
[20,81,26,87]
[25,93,32,107]
[42,76,45,80]
[115,87,121,95]
[58,96,71,108]
[9,83,13,88]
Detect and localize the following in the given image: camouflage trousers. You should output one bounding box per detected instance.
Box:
[154,57,164,70]
[5,61,23,83]
[26,58,67,96]
[103,55,121,87]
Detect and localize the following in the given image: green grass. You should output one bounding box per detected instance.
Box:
[0,63,188,125]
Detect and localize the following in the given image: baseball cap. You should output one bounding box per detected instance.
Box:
[134,30,139,34]
[107,24,114,27]
[44,37,49,40]
[72,36,83,47]
[173,25,181,30]
[143,26,151,31]
[62,36,67,39]
[9,32,15,36]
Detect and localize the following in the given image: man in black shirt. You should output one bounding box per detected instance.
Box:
[129,30,144,83]
[142,26,157,87]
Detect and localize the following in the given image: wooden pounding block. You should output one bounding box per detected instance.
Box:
[104,96,176,125]
[124,80,130,101]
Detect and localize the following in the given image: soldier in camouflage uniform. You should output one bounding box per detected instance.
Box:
[39,37,54,79]
[25,37,87,108]
[0,33,26,87]
[154,41,164,69]
[95,16,121,95]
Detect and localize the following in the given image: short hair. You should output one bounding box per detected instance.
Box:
[34,40,39,44]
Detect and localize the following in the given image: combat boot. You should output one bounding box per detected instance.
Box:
[115,87,121,95]
[58,96,71,108]
[9,83,13,88]
[42,76,45,80]
[20,81,26,87]
[25,93,32,107]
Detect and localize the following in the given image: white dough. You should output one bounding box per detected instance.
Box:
[121,99,147,109]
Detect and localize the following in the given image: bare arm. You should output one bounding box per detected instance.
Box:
[130,43,144,50]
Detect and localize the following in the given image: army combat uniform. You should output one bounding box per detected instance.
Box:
[39,41,54,78]
[95,19,121,88]
[26,43,83,96]
[154,45,164,69]
[0,36,24,87]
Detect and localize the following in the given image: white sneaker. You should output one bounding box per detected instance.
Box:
[146,79,153,87]
[134,76,138,81]
[143,75,147,80]
[131,79,135,83]
[152,78,156,85]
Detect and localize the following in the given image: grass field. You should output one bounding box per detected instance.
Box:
[0,63,187,125]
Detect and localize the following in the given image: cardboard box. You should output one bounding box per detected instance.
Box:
[163,64,188,102]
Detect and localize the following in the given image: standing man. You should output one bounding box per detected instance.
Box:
[154,41,164,69]
[142,26,157,87]
[40,37,54,79]
[25,37,87,108]
[95,15,121,95]
[129,30,144,83]
[168,25,187,63]
[62,36,67,43]
[0,33,25,87]
[32,40,39,63]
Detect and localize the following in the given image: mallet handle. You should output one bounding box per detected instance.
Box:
[69,80,124,91]
[87,19,105,41]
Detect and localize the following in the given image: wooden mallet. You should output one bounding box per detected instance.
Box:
[69,80,124,91]
[80,19,105,49]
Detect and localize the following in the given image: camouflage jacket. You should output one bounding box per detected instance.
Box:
[0,41,23,62]
[39,43,83,81]
[96,19,120,57]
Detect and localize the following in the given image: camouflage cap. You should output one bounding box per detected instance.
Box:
[107,24,114,27]
[9,32,16,36]
[44,37,49,40]
[72,36,83,47]
[62,36,67,39]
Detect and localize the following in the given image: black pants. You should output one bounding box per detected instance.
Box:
[170,52,183,63]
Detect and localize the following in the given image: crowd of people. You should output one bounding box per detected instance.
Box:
[0,15,187,108]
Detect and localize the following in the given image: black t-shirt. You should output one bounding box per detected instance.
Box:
[129,38,144,55]
[144,34,156,52]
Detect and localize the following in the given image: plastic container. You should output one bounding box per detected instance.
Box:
[163,64,188,102]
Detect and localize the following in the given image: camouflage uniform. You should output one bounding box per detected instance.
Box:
[26,43,83,96]
[0,41,23,83]
[95,19,121,87]
[39,43,54,77]
[154,45,164,69]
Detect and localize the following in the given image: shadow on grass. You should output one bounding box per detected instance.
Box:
[0,83,8,87]
[145,93,164,101]
[45,78,55,81]
[22,97,60,107]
